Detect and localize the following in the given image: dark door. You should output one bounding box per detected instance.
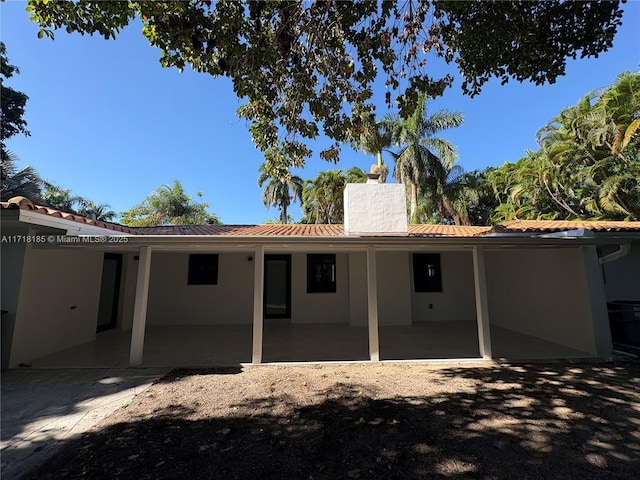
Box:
[264,254,291,319]
[96,253,122,332]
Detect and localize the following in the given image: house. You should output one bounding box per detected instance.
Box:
[2,184,639,369]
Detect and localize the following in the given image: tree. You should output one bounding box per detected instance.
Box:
[120,180,221,226]
[1,42,30,161]
[301,167,366,224]
[77,200,116,222]
[0,42,38,201]
[487,71,639,222]
[258,162,303,225]
[0,150,42,201]
[414,165,479,225]
[348,113,392,182]
[384,94,463,220]
[26,1,624,166]
[41,181,87,213]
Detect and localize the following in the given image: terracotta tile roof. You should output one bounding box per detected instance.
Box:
[408,224,493,237]
[135,224,491,238]
[134,224,345,236]
[0,196,140,235]
[4,196,639,239]
[497,220,640,233]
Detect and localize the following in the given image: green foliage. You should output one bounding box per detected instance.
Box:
[383,94,464,222]
[1,42,31,161]
[488,71,640,221]
[77,200,116,222]
[0,150,42,202]
[41,181,86,213]
[258,157,304,225]
[348,112,392,176]
[120,180,221,226]
[26,1,624,167]
[300,167,366,224]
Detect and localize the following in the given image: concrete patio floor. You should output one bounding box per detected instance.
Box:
[21,321,592,368]
[1,367,169,479]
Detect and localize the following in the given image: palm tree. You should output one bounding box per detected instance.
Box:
[121,180,221,226]
[384,94,463,220]
[348,112,392,181]
[412,165,476,225]
[0,151,42,201]
[41,181,87,213]
[534,73,640,220]
[344,166,367,184]
[258,163,304,224]
[77,200,117,222]
[301,170,342,224]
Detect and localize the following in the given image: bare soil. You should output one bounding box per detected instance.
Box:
[24,362,640,479]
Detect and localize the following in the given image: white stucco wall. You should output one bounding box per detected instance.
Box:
[1,234,27,369]
[485,247,597,354]
[344,183,408,236]
[411,251,477,322]
[602,241,640,302]
[348,252,368,326]
[9,248,104,367]
[377,252,412,326]
[146,252,254,325]
[291,253,351,323]
[118,253,138,331]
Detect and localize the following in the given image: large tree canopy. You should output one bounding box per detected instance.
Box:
[1,41,30,160]
[27,0,624,166]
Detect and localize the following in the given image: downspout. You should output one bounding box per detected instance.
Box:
[598,244,631,265]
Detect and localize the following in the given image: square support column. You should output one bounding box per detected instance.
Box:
[583,246,613,361]
[367,246,380,361]
[472,246,492,359]
[129,246,152,366]
[252,246,265,364]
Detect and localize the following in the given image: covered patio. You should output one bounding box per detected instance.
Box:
[25,321,592,368]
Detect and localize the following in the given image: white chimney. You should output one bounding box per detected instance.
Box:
[344,181,408,236]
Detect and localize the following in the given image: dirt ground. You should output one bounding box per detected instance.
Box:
[23,362,640,480]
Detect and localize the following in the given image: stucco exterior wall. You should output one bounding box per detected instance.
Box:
[118,253,138,331]
[146,252,254,325]
[411,251,477,322]
[348,252,368,326]
[602,241,640,302]
[344,183,408,236]
[377,252,412,326]
[1,234,27,369]
[9,248,103,367]
[485,247,597,354]
[291,253,350,323]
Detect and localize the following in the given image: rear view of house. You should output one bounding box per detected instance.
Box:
[2,185,639,369]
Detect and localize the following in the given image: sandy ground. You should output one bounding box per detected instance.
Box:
[22,362,640,479]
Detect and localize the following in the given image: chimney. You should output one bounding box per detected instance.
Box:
[344,182,408,236]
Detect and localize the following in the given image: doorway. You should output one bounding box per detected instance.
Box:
[264,254,291,319]
[96,253,123,332]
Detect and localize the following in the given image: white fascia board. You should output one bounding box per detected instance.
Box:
[18,211,131,236]
[538,229,595,238]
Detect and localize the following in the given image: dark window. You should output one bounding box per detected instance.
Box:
[188,254,219,285]
[413,253,442,292]
[307,254,336,293]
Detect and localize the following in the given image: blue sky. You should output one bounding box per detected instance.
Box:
[2,1,639,224]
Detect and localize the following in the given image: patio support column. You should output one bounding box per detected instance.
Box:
[367,246,380,361]
[472,246,492,359]
[129,246,152,366]
[582,246,612,361]
[252,245,265,364]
